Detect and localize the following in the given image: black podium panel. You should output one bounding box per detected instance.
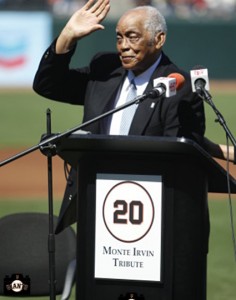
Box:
[57,134,236,194]
[57,134,236,300]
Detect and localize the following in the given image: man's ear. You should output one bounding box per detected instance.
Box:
[155,32,166,49]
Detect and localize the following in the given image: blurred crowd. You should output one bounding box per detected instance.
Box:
[0,0,236,19]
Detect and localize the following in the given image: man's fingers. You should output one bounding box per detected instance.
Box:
[90,0,110,15]
[83,0,96,11]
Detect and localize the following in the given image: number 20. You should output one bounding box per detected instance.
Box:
[113,200,143,225]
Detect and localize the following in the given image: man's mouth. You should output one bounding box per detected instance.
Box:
[121,56,135,63]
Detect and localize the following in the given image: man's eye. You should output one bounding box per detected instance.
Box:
[129,36,139,42]
[116,36,122,42]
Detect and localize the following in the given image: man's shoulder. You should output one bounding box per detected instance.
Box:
[161,52,189,80]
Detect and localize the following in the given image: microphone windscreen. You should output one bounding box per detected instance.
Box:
[168,73,185,90]
[190,67,210,92]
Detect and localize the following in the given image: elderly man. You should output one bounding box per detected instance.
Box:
[33,2,208,298]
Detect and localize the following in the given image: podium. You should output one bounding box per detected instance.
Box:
[57,134,236,300]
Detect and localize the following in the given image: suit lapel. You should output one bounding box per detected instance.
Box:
[96,67,126,112]
[129,58,168,135]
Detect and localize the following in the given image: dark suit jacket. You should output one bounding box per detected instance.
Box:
[33,42,206,232]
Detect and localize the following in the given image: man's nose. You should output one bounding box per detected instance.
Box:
[120,38,130,50]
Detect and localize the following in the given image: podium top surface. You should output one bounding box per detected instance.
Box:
[57,133,236,194]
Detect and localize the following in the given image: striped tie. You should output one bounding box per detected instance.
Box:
[119,80,137,135]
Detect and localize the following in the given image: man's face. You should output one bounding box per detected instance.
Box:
[116,10,163,76]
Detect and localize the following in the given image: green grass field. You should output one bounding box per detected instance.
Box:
[0,89,236,299]
[0,90,84,148]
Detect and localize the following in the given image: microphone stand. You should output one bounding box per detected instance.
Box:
[199,88,236,165]
[44,109,56,300]
[200,88,236,263]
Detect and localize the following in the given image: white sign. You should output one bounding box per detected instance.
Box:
[0,12,52,87]
[95,174,163,282]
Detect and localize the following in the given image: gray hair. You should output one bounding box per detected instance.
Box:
[131,6,167,38]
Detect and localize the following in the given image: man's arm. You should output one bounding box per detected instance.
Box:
[33,0,110,103]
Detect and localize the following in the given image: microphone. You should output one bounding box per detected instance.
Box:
[150,73,185,99]
[168,73,185,90]
[190,66,210,94]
